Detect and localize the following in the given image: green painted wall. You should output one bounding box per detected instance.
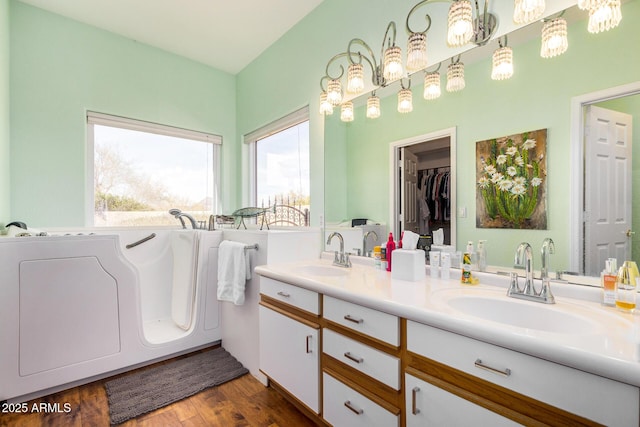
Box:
[0,0,9,227]
[10,1,236,227]
[323,1,640,269]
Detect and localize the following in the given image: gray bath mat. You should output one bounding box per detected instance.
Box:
[104,347,248,425]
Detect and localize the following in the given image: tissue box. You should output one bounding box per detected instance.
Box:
[391,249,426,281]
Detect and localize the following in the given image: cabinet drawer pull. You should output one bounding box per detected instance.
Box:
[276,291,290,298]
[474,358,512,377]
[344,400,363,415]
[344,314,364,324]
[343,351,363,364]
[306,335,313,354]
[411,386,421,415]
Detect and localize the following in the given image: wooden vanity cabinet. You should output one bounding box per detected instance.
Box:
[259,275,640,427]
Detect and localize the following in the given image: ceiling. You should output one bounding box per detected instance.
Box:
[17,0,325,75]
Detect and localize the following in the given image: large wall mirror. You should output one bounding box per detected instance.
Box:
[323,2,640,280]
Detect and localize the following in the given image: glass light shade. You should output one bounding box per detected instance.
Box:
[540,17,568,58]
[383,45,403,81]
[423,72,441,100]
[366,95,381,119]
[319,92,334,115]
[513,0,545,24]
[397,88,413,113]
[588,0,622,34]
[447,0,473,47]
[491,46,514,80]
[327,79,343,106]
[340,101,354,122]
[347,63,365,94]
[577,0,599,10]
[406,32,428,72]
[446,62,465,92]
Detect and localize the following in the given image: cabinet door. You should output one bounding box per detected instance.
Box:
[405,373,518,427]
[259,305,319,413]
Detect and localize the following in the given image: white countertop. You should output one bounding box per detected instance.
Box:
[255,254,640,387]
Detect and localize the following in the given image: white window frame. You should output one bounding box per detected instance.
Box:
[243,106,310,207]
[86,111,222,226]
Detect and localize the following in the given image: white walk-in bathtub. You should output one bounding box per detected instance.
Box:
[0,228,223,403]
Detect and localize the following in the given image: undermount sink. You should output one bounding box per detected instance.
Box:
[294,264,349,277]
[435,290,604,335]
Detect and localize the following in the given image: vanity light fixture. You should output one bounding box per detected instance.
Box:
[491,36,513,80]
[587,0,622,34]
[318,0,619,122]
[397,80,413,113]
[366,94,381,119]
[423,67,442,100]
[446,57,465,92]
[513,0,545,24]
[540,16,568,58]
[341,101,354,122]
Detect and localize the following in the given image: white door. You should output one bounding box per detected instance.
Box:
[401,148,419,234]
[259,305,320,413]
[584,105,633,276]
[405,373,519,427]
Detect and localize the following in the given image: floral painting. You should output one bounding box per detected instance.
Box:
[476,129,547,229]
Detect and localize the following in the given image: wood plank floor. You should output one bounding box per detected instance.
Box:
[0,348,314,427]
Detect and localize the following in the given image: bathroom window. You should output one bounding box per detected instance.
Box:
[244,106,310,222]
[86,112,221,227]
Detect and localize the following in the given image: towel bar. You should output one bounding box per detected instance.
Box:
[244,244,259,251]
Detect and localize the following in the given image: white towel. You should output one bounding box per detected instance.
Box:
[217,240,251,305]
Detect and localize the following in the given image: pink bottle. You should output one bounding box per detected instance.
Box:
[386,232,396,272]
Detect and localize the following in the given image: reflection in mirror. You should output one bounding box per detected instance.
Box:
[323,2,640,279]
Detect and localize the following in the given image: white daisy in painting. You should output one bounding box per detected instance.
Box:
[523,139,536,150]
[507,166,517,177]
[514,156,524,166]
[511,183,527,195]
[506,146,518,156]
[491,172,504,184]
[498,179,513,191]
[531,177,543,187]
[496,154,507,165]
[514,176,527,186]
[485,165,497,175]
[478,176,490,188]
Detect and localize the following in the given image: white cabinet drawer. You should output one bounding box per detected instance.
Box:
[407,321,639,426]
[260,276,320,315]
[323,372,399,427]
[323,328,400,390]
[405,373,519,427]
[323,296,399,346]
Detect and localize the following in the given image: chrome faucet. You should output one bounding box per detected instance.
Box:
[509,242,555,304]
[327,232,351,267]
[540,238,555,280]
[362,230,378,257]
[169,208,199,229]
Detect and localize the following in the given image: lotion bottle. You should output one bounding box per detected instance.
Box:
[601,258,617,306]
